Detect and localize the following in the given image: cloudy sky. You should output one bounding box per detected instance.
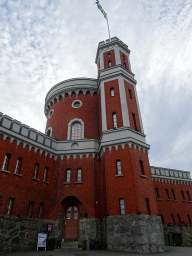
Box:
[0,0,192,173]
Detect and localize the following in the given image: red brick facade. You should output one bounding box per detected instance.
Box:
[0,37,191,243]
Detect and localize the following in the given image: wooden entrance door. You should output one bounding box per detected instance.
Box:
[64,205,79,240]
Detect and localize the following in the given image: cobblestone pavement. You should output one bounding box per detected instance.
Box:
[1,247,192,256]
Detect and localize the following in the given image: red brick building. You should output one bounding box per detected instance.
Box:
[0,37,191,252]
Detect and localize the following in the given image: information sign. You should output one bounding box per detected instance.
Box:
[37,233,47,251]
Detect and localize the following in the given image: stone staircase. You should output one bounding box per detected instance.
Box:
[61,241,82,251]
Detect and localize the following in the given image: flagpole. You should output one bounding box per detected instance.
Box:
[106,14,111,40]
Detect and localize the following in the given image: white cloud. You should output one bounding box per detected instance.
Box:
[0,0,192,172]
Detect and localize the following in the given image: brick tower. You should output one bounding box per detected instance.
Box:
[94,37,165,252]
[0,37,166,253]
[43,37,165,253]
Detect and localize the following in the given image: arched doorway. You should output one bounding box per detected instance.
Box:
[62,196,81,241]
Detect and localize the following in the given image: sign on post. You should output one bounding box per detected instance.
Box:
[48,224,53,232]
[37,233,47,251]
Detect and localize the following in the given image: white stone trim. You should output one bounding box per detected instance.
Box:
[118,76,130,127]
[48,109,54,118]
[114,45,121,65]
[67,118,84,140]
[100,81,107,131]
[100,50,104,70]
[133,84,144,133]
[46,127,53,137]
[127,54,132,72]
[72,100,82,109]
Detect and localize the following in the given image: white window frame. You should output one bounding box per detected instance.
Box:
[15,157,22,174]
[43,167,48,182]
[33,164,39,179]
[39,203,44,219]
[2,153,11,170]
[112,113,117,128]
[27,201,33,217]
[66,169,71,183]
[110,88,114,97]
[46,127,52,137]
[72,100,82,109]
[116,160,122,175]
[77,169,82,182]
[7,198,14,215]
[48,109,54,118]
[67,118,84,140]
[119,198,125,215]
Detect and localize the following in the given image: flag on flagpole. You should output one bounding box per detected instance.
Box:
[95,0,107,19]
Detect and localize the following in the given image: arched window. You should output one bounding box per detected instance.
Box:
[46,127,52,137]
[67,118,84,140]
[71,122,81,140]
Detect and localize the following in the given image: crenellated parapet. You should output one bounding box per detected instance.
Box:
[0,112,150,161]
[44,78,98,116]
[0,112,57,158]
[151,166,192,185]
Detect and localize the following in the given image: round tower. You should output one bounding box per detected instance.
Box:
[44,78,100,141]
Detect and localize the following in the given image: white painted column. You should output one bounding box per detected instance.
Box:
[100,81,107,131]
[114,46,121,65]
[100,50,104,70]
[118,76,130,127]
[133,85,144,133]
[128,54,132,72]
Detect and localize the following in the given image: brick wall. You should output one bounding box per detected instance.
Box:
[45,92,100,140]
[0,135,54,219]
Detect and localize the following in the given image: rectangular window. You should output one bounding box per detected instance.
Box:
[132,113,137,130]
[119,198,125,214]
[27,201,33,218]
[6,198,14,215]
[2,153,11,170]
[108,61,111,67]
[155,188,160,199]
[165,189,170,200]
[66,169,71,183]
[38,203,44,219]
[43,167,48,182]
[128,89,132,99]
[139,160,145,175]
[145,198,151,214]
[77,169,82,182]
[161,215,165,224]
[177,214,181,225]
[33,164,39,179]
[110,88,114,97]
[116,160,122,175]
[181,190,186,201]
[186,191,191,201]
[15,157,22,174]
[187,215,191,225]
[108,53,111,58]
[171,189,176,200]
[171,214,175,225]
[112,113,117,128]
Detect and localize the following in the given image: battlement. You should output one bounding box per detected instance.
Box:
[0,112,57,151]
[98,37,128,49]
[151,166,191,181]
[95,37,130,64]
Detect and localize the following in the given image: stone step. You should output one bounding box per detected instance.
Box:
[61,241,82,251]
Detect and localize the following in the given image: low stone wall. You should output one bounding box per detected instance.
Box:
[163,225,192,246]
[79,218,100,240]
[105,214,166,253]
[0,215,62,253]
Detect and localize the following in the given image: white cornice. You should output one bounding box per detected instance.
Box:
[44,78,98,115]
[95,37,130,64]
